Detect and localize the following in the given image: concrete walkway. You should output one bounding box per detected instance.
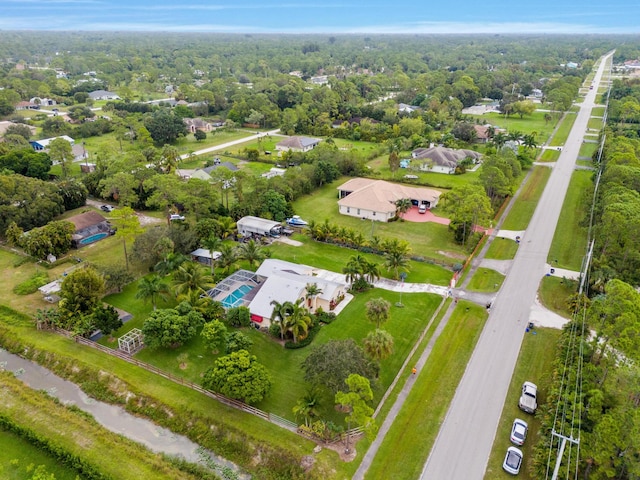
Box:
[178,128,282,160]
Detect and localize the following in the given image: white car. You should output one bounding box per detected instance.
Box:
[518,381,538,414]
[503,446,523,475]
[418,204,427,214]
[169,214,185,221]
[510,418,528,446]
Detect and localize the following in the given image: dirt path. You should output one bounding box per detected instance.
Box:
[85,198,163,226]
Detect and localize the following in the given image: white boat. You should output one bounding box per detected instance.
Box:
[286,215,308,226]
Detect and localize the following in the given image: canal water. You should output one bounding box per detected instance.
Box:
[0,348,249,479]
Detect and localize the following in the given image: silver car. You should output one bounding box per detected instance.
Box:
[510,418,528,446]
[503,446,523,475]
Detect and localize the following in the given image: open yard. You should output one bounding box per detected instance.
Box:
[548,112,578,146]
[467,267,505,292]
[468,110,558,145]
[485,236,519,260]
[501,166,552,231]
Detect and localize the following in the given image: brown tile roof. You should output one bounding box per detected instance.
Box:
[412,146,482,167]
[67,211,107,231]
[337,178,442,213]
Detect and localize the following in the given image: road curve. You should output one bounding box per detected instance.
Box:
[419,52,612,480]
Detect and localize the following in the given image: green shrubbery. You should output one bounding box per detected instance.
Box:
[12,271,49,295]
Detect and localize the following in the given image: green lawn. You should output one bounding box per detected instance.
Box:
[484,237,519,260]
[587,117,603,130]
[539,148,560,162]
[548,113,578,146]
[538,276,576,318]
[469,111,558,144]
[0,430,82,480]
[484,327,562,480]
[290,178,468,264]
[591,107,605,117]
[501,166,552,231]
[364,301,487,480]
[548,170,592,270]
[579,142,598,159]
[267,235,453,285]
[467,267,505,292]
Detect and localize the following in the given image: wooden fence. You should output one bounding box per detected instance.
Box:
[67,333,362,441]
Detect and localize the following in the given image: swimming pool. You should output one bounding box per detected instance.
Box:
[79,232,109,245]
[221,284,254,308]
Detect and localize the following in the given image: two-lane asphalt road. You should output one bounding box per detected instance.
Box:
[420,52,612,480]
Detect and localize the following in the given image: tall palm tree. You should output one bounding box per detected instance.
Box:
[366,297,391,329]
[154,252,188,277]
[522,133,538,150]
[237,239,266,269]
[363,329,394,362]
[384,250,410,280]
[362,260,381,285]
[159,144,180,174]
[216,216,237,240]
[285,301,312,343]
[343,254,367,285]
[304,283,323,311]
[201,235,222,274]
[270,299,292,341]
[216,244,237,275]
[172,262,214,298]
[135,274,170,310]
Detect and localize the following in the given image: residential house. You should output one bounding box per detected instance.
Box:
[332,117,381,128]
[0,121,37,137]
[67,211,113,247]
[88,90,120,101]
[275,136,321,153]
[473,125,491,144]
[30,97,56,106]
[261,167,286,179]
[30,135,75,151]
[15,101,39,110]
[190,248,221,266]
[398,103,421,114]
[190,161,239,181]
[412,146,482,174]
[183,118,212,133]
[337,178,442,222]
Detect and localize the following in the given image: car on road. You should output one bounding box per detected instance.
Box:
[100,205,115,212]
[169,214,185,221]
[518,381,538,414]
[418,204,427,214]
[503,446,523,475]
[510,418,528,446]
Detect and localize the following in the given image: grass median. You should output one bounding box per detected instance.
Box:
[501,166,552,231]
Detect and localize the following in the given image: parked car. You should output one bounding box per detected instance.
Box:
[518,381,538,414]
[503,446,523,475]
[418,204,427,214]
[100,205,115,212]
[510,418,528,446]
[169,214,185,221]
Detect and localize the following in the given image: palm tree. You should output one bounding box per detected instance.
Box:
[216,244,237,275]
[216,216,237,240]
[363,329,394,362]
[384,250,409,280]
[270,300,291,341]
[343,254,367,285]
[172,262,214,298]
[394,198,412,218]
[135,274,170,310]
[201,235,222,274]
[285,301,313,343]
[292,388,321,427]
[154,252,188,277]
[522,133,538,150]
[492,132,507,150]
[366,297,391,329]
[159,144,180,174]
[237,239,266,268]
[304,283,323,311]
[362,260,381,285]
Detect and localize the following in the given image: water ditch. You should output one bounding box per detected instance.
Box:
[0,348,249,480]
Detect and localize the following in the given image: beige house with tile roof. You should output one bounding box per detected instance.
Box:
[337,178,442,222]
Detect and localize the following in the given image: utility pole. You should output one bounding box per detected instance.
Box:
[550,430,580,480]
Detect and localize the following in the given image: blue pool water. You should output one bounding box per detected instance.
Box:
[79,232,109,245]
[221,284,254,308]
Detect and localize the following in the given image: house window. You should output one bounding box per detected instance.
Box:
[346,207,350,213]
[373,212,376,216]
[357,209,360,215]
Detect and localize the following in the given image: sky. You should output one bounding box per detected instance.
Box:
[1,0,639,34]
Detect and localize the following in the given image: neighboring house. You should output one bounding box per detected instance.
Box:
[473,125,491,143]
[412,146,482,174]
[261,167,286,179]
[190,248,221,266]
[0,121,37,137]
[275,136,321,153]
[398,103,421,114]
[331,117,381,128]
[309,75,329,85]
[337,178,442,222]
[30,135,75,151]
[236,216,282,238]
[15,101,39,110]
[30,97,56,106]
[67,211,113,248]
[190,162,239,181]
[183,118,212,133]
[88,90,120,101]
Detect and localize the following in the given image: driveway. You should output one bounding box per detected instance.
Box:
[401,206,450,224]
[85,198,163,227]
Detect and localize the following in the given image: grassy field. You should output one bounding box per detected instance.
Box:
[468,110,558,144]
[0,430,82,480]
[587,117,603,130]
[538,149,561,162]
[484,327,562,480]
[290,178,468,264]
[591,107,605,117]
[501,166,552,231]
[484,237,519,260]
[467,267,505,292]
[548,113,578,146]
[538,276,576,318]
[364,301,487,480]
[0,372,205,480]
[579,142,598,159]
[548,170,592,270]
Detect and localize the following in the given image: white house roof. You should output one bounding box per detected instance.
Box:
[276,136,321,150]
[337,178,442,213]
[31,135,75,148]
[88,90,119,99]
[190,248,221,260]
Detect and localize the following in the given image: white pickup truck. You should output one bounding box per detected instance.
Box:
[518,381,538,414]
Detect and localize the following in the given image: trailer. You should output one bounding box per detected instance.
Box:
[236,216,283,238]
